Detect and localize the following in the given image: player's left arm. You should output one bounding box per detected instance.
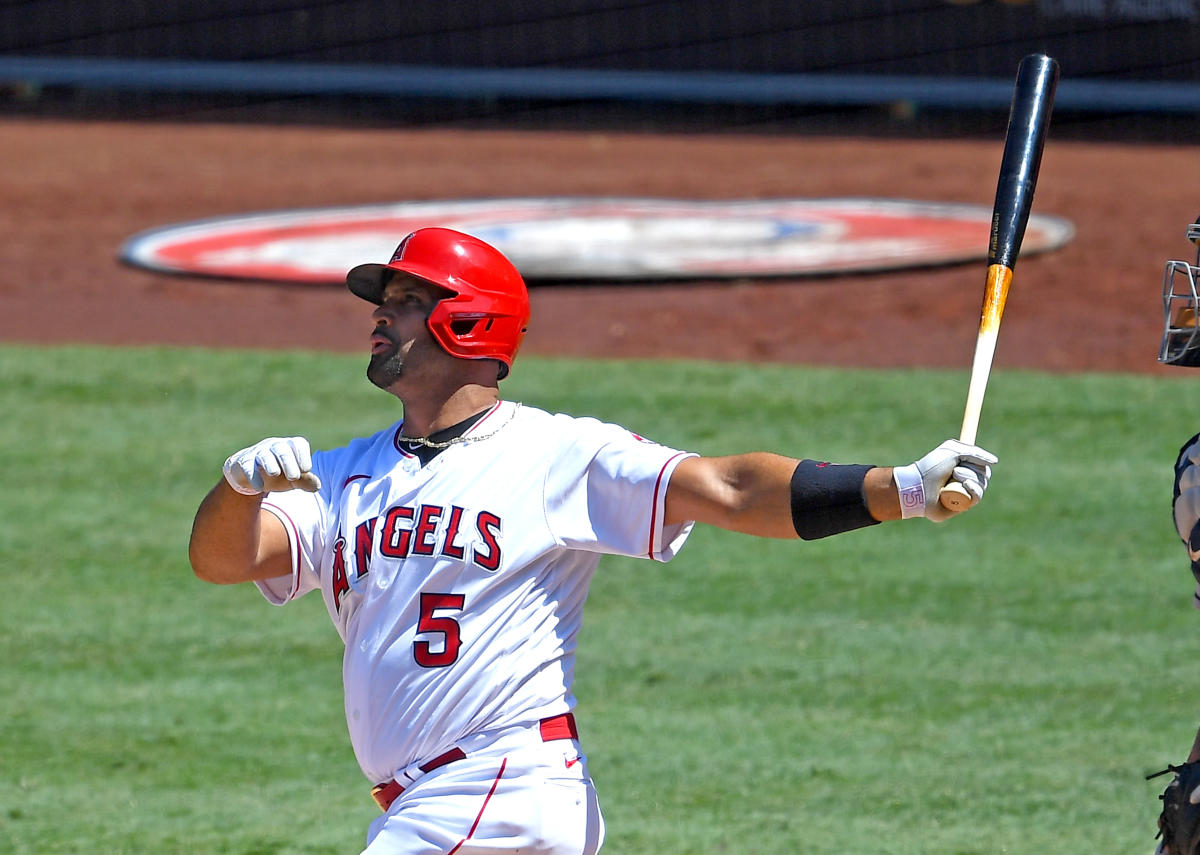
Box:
[664,453,896,537]
[664,439,996,539]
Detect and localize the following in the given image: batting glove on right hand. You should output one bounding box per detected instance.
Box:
[223,436,321,496]
[893,439,997,523]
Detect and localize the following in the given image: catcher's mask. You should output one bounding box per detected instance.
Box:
[346,227,530,380]
[1160,216,1200,367]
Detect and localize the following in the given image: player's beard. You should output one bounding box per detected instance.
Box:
[367,348,406,389]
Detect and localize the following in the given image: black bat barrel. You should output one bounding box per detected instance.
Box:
[990,53,1060,270]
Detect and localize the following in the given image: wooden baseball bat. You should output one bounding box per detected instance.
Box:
[939,54,1059,511]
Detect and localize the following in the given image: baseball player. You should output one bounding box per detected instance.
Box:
[1156,216,1200,855]
[188,227,998,855]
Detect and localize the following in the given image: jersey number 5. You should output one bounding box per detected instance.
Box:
[414,592,465,667]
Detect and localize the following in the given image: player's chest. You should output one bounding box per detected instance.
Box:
[321,459,548,619]
[334,453,544,549]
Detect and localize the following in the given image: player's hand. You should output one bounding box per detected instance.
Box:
[893,439,997,523]
[222,436,321,496]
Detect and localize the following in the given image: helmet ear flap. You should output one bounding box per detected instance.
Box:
[448,316,493,338]
[440,315,508,377]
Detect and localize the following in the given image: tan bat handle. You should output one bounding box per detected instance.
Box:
[938,264,1011,511]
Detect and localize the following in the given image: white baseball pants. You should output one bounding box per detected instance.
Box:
[362,722,605,854]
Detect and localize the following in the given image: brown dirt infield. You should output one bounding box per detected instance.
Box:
[4,117,1199,375]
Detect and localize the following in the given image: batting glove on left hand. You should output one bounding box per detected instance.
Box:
[893,439,997,523]
[223,436,321,496]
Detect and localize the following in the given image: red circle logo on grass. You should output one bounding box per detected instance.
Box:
[119,197,1073,282]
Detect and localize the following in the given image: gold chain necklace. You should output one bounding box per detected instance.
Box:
[398,403,521,449]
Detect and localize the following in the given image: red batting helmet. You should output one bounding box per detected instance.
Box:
[346,228,530,379]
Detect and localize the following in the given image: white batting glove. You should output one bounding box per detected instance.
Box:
[222,436,321,496]
[892,439,997,523]
[1174,436,1200,556]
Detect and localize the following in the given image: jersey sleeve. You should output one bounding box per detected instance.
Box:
[254,472,329,605]
[544,419,697,562]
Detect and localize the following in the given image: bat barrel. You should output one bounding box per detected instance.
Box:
[991,53,1060,270]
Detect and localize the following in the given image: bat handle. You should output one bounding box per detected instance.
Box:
[936,268,1006,512]
[937,393,985,512]
[938,409,981,511]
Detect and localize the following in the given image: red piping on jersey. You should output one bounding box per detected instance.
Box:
[447,757,508,854]
[392,427,416,458]
[464,400,503,435]
[343,473,370,487]
[647,452,688,559]
[262,500,304,601]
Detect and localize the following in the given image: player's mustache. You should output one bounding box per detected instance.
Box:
[371,327,399,346]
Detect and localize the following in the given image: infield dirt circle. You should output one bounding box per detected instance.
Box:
[3,117,1198,375]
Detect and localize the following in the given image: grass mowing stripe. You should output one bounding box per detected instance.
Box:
[0,343,1195,854]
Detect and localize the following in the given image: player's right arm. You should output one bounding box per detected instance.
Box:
[189,436,320,584]
[189,484,292,584]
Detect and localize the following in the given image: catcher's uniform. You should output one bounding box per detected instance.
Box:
[254,401,695,853]
[1172,432,1200,611]
[1150,762,1200,855]
[1159,434,1200,854]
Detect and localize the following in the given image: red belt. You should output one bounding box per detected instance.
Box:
[371,712,579,812]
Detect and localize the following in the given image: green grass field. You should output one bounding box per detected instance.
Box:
[2,343,1197,854]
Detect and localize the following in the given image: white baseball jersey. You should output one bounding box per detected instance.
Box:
[255,400,696,785]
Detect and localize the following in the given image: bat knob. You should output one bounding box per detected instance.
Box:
[296,471,322,492]
[937,481,978,512]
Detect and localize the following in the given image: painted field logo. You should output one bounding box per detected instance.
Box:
[119,197,1073,282]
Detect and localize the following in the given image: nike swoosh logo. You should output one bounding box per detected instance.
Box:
[565,755,582,769]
